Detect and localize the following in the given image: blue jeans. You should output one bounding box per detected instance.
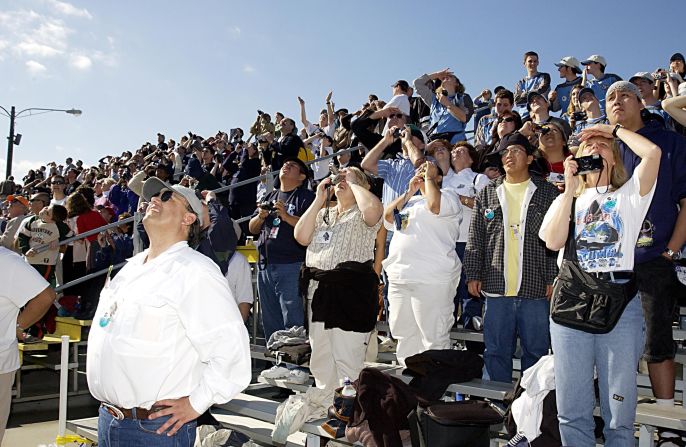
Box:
[551,295,645,447]
[98,405,196,447]
[257,262,304,343]
[454,242,482,326]
[483,296,549,383]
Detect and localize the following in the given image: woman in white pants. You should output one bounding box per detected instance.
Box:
[383,161,462,365]
[294,167,382,391]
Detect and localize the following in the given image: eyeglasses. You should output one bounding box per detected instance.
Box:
[499,147,527,157]
[388,114,404,119]
[498,117,516,124]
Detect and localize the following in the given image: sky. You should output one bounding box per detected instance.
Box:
[0,0,682,181]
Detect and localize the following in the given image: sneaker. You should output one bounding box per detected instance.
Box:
[20,333,43,344]
[260,365,290,379]
[378,337,397,353]
[286,369,310,385]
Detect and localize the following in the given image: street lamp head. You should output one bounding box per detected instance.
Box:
[66,109,82,116]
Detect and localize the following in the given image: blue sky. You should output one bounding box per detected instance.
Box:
[0,0,682,180]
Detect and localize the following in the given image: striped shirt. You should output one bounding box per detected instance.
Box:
[377,157,415,207]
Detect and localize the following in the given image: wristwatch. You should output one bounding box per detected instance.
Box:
[612,124,624,138]
[664,248,679,260]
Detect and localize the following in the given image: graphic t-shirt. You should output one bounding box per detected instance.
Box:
[541,174,655,273]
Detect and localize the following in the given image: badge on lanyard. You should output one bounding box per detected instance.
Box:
[272,217,281,226]
[484,209,495,220]
[314,230,332,244]
[269,226,280,239]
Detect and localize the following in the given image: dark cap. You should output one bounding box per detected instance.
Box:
[497,132,534,155]
[335,108,349,115]
[282,157,311,179]
[406,124,425,143]
[392,80,410,91]
[670,52,685,63]
[578,87,596,101]
[526,91,549,111]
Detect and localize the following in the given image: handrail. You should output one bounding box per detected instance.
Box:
[35,144,365,252]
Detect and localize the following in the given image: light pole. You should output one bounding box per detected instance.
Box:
[0,106,83,179]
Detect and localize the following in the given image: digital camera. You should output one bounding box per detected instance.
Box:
[574,154,604,175]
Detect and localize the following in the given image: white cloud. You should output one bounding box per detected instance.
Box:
[45,0,92,19]
[26,60,47,75]
[229,26,241,38]
[243,64,255,74]
[16,40,63,57]
[70,53,91,70]
[0,158,48,181]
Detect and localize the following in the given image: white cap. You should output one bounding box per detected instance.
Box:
[581,55,607,67]
[142,177,204,227]
[554,56,581,72]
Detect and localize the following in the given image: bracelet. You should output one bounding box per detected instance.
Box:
[612,124,623,138]
[16,323,25,331]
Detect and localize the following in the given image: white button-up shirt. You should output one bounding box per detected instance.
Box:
[87,241,251,414]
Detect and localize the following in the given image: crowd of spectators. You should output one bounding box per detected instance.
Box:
[2,50,686,445]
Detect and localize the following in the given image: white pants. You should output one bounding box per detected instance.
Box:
[387,280,457,366]
[308,299,369,391]
[0,371,16,445]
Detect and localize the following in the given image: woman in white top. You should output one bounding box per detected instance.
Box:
[382,161,462,365]
[294,167,382,391]
[540,123,660,447]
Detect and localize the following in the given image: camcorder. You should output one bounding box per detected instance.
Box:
[573,154,604,175]
[572,111,588,121]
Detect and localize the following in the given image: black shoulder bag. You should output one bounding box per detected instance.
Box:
[550,198,637,334]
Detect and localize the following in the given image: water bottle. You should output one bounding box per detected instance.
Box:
[455,392,464,401]
[341,377,356,397]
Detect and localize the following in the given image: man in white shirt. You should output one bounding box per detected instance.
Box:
[0,247,55,444]
[87,178,251,446]
[225,251,253,322]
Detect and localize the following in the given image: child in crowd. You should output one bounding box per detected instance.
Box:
[16,204,72,287]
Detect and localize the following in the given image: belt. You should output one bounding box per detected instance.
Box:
[591,271,633,282]
[101,402,168,420]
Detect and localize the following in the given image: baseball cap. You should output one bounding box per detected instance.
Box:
[281,157,311,179]
[526,91,549,111]
[629,72,654,84]
[497,132,534,155]
[581,55,607,67]
[578,87,596,101]
[141,177,204,227]
[392,80,410,90]
[670,53,685,63]
[5,194,29,207]
[406,124,426,143]
[606,81,642,101]
[554,56,581,73]
[29,192,50,203]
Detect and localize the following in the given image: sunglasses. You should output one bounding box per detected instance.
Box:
[152,190,174,202]
[393,208,403,231]
[388,113,404,119]
[498,117,516,124]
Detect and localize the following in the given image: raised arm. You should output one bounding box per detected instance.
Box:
[325,91,335,126]
[361,126,396,175]
[293,180,328,246]
[663,95,686,127]
[422,162,441,215]
[580,124,661,196]
[298,96,310,128]
[384,175,420,225]
[347,174,383,226]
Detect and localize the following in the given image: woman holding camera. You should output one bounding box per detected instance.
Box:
[413,69,474,144]
[294,167,382,391]
[382,161,462,365]
[540,124,660,446]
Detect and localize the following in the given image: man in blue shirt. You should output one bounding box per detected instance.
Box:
[549,56,582,116]
[514,51,551,121]
[612,81,686,417]
[474,89,514,147]
[581,55,622,112]
[630,72,674,130]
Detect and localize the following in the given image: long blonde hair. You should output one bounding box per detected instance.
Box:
[574,137,628,197]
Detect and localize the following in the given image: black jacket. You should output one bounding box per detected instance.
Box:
[300,260,378,332]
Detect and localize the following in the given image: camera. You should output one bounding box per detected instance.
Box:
[572,111,588,121]
[393,128,402,138]
[441,89,449,96]
[574,154,604,175]
[257,110,264,116]
[533,124,551,135]
[652,71,668,81]
[325,173,345,188]
[259,201,274,211]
